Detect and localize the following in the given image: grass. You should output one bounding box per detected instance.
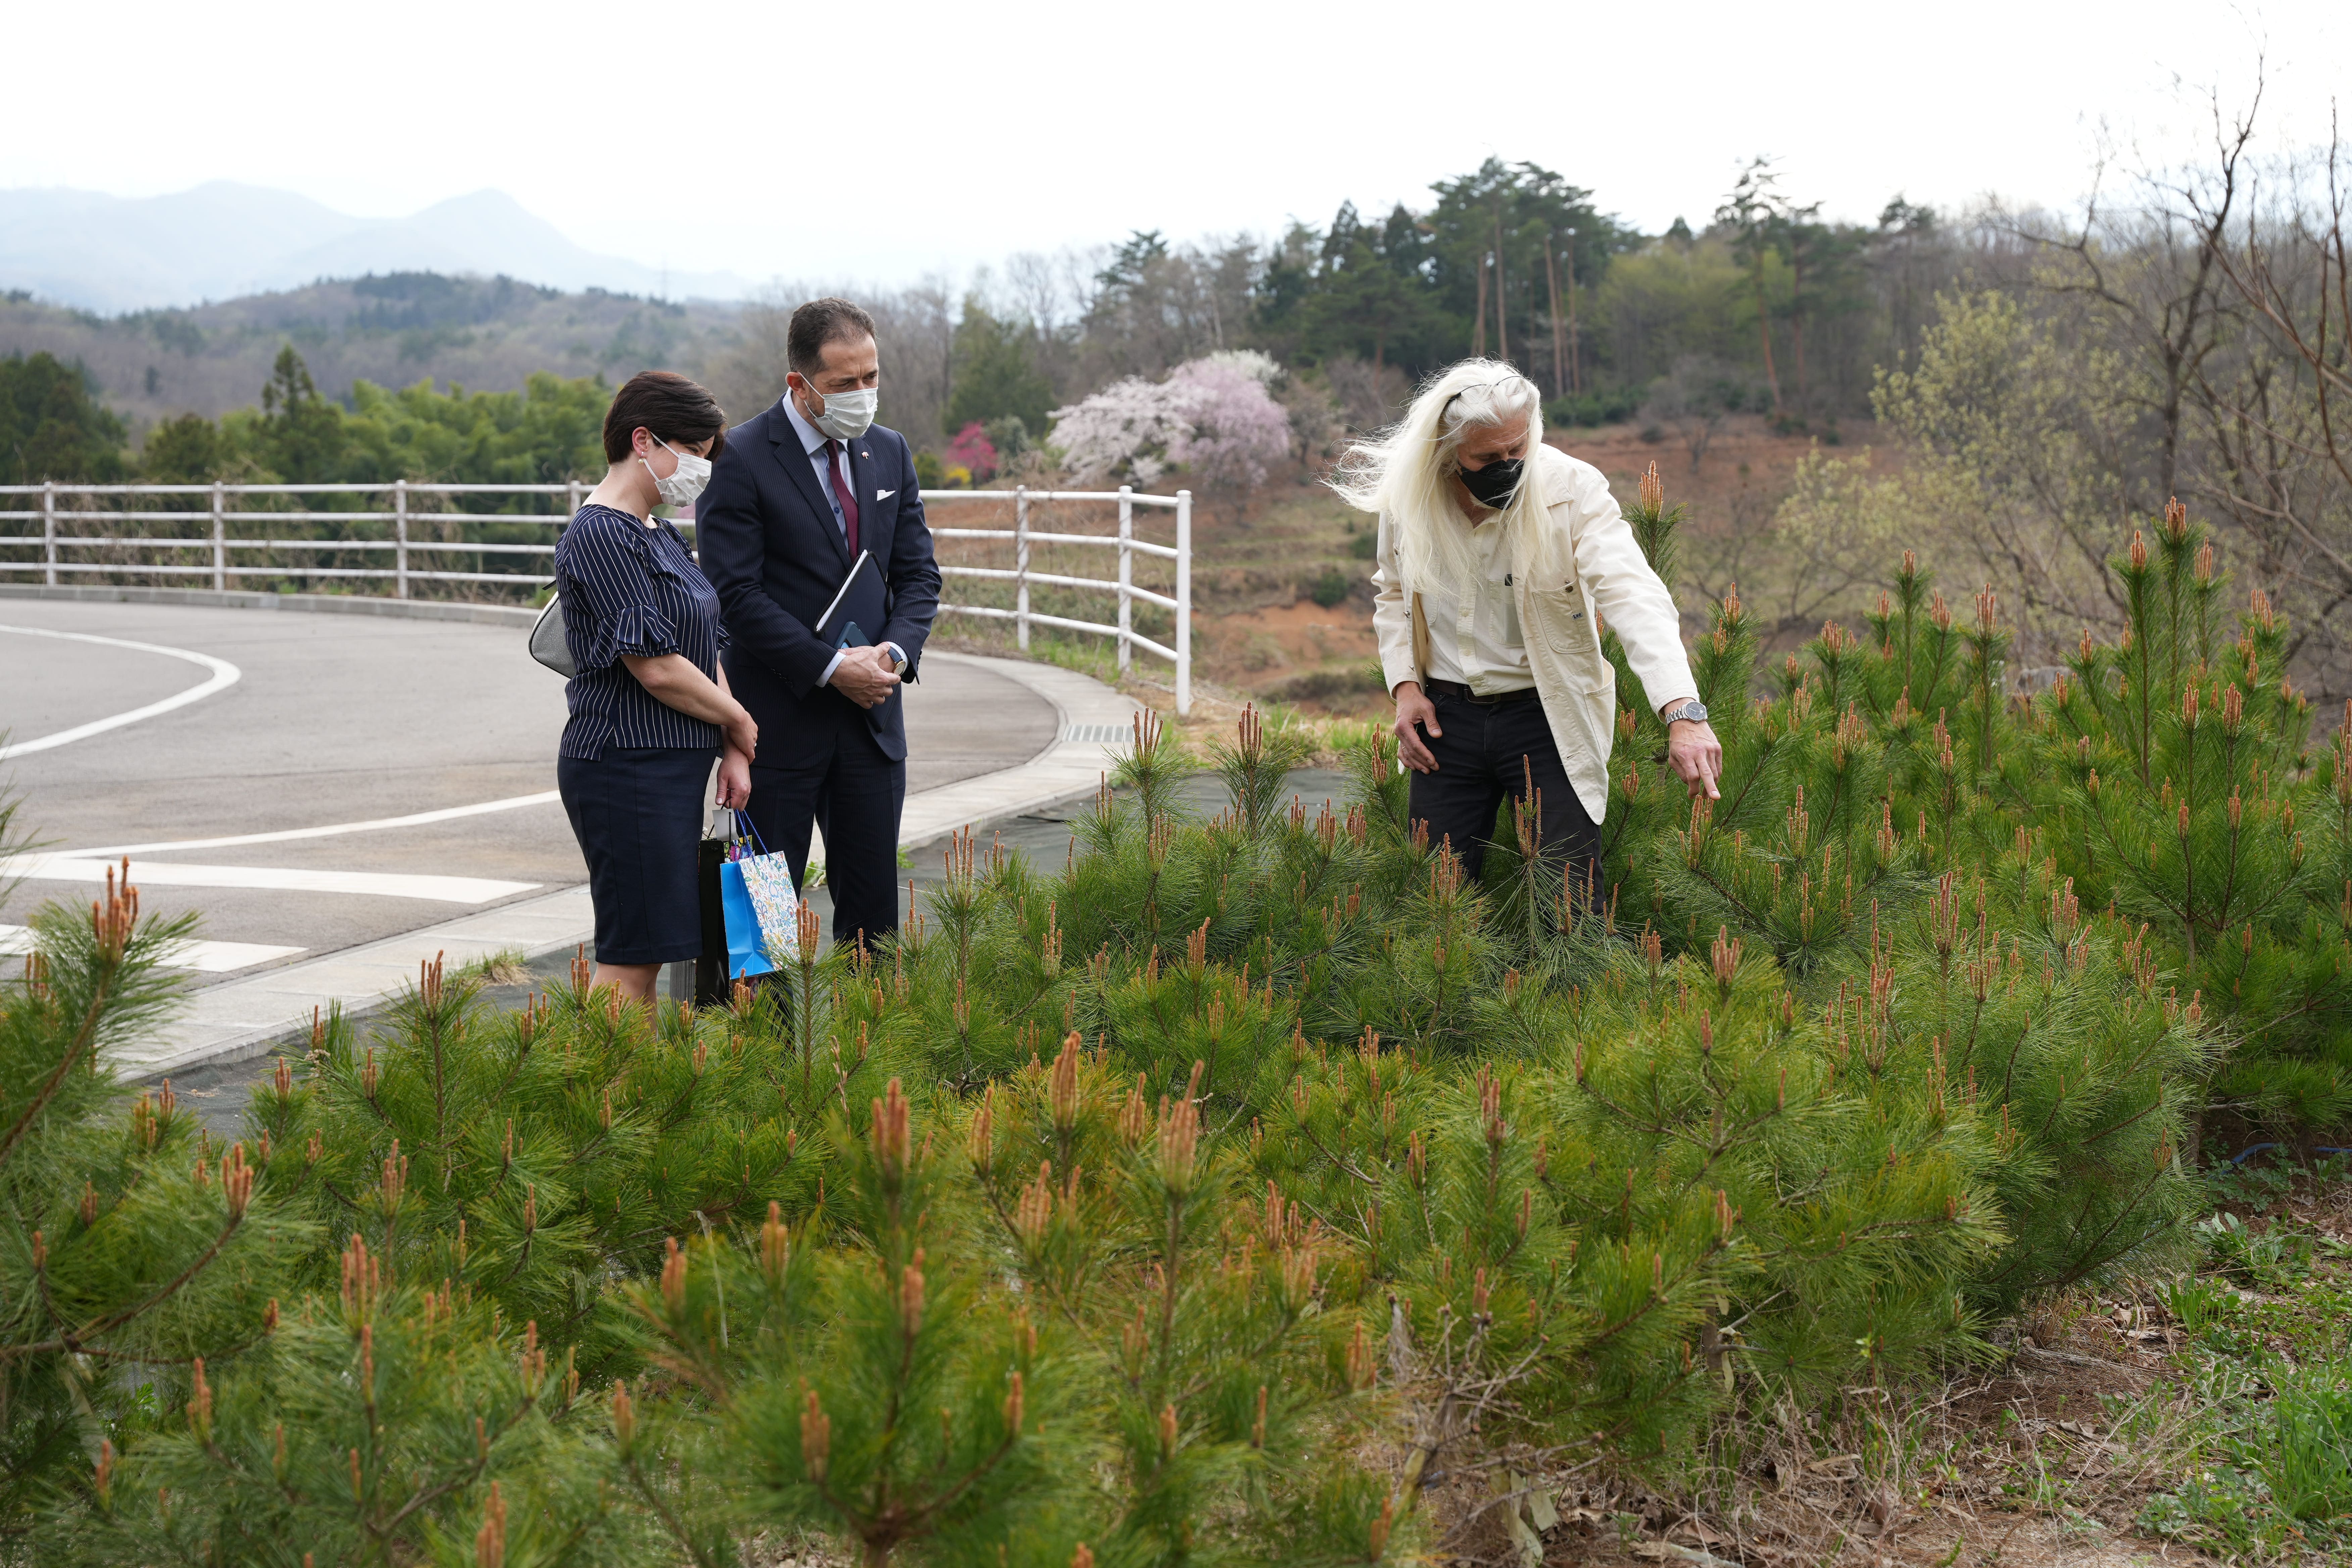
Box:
[451,947,532,986]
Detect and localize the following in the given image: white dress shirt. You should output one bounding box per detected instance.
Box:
[779,394,904,686]
[1414,513,1535,694]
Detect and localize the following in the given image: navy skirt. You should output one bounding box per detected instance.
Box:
[557,744,719,967]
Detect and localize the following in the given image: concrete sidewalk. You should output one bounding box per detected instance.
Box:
[105,650,1140,1081]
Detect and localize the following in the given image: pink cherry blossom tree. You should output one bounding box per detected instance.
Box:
[1164,356,1290,495]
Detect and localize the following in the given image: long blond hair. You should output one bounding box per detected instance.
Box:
[1327,358,1545,595]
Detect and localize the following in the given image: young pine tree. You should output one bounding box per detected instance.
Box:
[3,853,308,1540]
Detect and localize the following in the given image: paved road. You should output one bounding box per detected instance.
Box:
[0,599,1057,984]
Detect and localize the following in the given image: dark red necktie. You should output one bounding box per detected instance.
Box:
[823,438,860,556]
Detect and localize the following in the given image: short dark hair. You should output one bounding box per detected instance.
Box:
[601,371,728,464]
[788,297,878,376]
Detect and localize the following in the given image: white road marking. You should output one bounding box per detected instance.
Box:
[0,855,537,904]
[1,790,566,912]
[66,790,567,859]
[0,923,305,973]
[159,937,309,971]
[0,625,243,758]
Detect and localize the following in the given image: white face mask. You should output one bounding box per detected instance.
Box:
[643,437,711,508]
[802,378,878,441]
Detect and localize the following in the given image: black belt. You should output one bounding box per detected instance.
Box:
[1424,679,1539,706]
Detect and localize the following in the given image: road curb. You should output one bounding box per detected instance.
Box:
[898,652,1142,849]
[114,887,601,1082]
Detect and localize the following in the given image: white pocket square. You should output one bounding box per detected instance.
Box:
[876,488,896,500]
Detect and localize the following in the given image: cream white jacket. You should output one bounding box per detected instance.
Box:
[1371,444,1699,823]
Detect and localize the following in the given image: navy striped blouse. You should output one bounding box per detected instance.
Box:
[553,503,729,760]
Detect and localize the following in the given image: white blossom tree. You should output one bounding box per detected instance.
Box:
[1049,353,1291,500]
[1046,375,1192,487]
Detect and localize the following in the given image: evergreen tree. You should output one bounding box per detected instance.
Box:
[253,345,351,484]
[0,351,127,483]
[945,300,1056,439]
[2,841,309,1538]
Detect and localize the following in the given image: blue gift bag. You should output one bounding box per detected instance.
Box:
[718,813,801,979]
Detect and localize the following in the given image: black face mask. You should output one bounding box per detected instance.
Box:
[1457,456,1524,509]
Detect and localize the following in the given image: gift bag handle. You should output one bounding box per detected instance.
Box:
[731,809,772,858]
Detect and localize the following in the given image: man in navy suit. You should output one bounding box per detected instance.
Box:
[698,297,941,947]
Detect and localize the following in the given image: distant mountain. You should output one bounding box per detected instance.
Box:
[0,183,752,313]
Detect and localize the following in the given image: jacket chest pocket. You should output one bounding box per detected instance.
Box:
[1531,580,1607,684]
[1528,578,1588,633]
[1520,535,1582,629]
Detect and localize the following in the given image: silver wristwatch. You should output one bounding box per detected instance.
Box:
[1661,699,1709,726]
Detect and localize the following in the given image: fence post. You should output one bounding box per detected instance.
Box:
[42,481,57,586]
[1117,485,1134,675]
[1014,484,1031,652]
[1174,489,1192,717]
[210,480,226,590]
[393,479,410,599]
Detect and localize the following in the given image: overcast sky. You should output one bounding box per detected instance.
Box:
[10,0,2342,291]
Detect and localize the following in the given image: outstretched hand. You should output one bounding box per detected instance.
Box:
[1668,718,1723,801]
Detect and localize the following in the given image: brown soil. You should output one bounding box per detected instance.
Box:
[1199,595,1381,691]
[1557,416,1878,546]
[1407,1296,2226,1568]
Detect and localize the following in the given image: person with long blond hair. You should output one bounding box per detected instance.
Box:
[1332,358,1721,897]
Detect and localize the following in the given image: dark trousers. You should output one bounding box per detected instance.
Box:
[1407,685,1599,897]
[744,690,905,947]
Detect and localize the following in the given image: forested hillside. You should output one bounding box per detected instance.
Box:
[696,159,1961,456]
[0,156,1961,452]
[9,129,2350,702]
[0,273,737,434]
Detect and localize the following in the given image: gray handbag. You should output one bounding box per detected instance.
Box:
[529,595,575,678]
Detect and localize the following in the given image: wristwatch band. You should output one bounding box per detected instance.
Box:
[1662,699,1709,725]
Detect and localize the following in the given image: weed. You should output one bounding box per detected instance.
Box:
[452,946,531,986]
[2157,1275,2235,1339]
[2262,1373,2352,1524]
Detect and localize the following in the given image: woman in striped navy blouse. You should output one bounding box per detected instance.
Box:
[554,371,758,1001]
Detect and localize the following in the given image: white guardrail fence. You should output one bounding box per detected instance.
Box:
[0,480,1192,714]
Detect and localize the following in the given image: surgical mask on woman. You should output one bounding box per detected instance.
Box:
[806,382,879,441]
[1457,455,1524,510]
[644,437,712,508]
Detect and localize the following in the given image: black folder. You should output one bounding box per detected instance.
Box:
[815,549,887,648]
